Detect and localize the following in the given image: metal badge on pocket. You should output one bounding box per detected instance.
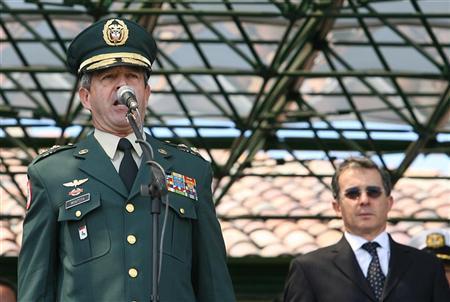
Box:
[78,224,88,240]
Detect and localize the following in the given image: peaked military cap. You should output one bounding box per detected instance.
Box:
[67,18,157,75]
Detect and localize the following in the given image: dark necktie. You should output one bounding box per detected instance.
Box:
[118,138,138,192]
[362,241,386,301]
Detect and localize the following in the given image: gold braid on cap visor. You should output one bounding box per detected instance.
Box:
[436,253,450,260]
[78,52,151,73]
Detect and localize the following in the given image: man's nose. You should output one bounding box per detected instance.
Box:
[359,191,370,204]
[116,75,128,89]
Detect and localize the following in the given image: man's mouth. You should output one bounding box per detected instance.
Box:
[358,213,374,217]
[112,101,129,112]
[113,100,127,107]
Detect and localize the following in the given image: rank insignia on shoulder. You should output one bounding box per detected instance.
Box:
[33,144,76,165]
[166,172,198,201]
[38,145,59,155]
[158,148,168,155]
[177,143,204,158]
[163,141,205,160]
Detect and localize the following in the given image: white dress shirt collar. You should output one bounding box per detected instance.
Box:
[344,231,391,277]
[93,129,143,159]
[345,231,390,252]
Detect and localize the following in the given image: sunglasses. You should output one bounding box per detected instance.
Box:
[343,186,383,200]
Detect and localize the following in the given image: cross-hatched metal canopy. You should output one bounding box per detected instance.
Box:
[1,0,449,210]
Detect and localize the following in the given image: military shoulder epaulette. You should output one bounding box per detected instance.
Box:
[32,144,76,165]
[164,141,205,160]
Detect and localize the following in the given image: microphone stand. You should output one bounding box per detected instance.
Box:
[126,109,166,302]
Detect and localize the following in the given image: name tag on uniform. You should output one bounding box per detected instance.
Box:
[65,193,90,209]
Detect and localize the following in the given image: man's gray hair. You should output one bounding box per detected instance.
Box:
[79,72,92,89]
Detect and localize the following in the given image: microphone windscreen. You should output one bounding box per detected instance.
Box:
[117,85,135,104]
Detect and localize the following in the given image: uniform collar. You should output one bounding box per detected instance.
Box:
[94,129,143,159]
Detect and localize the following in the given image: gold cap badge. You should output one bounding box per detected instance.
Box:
[103,19,129,46]
[426,233,445,249]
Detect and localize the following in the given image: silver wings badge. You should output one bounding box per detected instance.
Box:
[63,178,89,196]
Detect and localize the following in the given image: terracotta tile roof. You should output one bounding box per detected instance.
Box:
[215,158,449,256]
[1,159,449,257]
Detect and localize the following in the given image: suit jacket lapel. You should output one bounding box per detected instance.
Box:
[332,236,377,302]
[74,134,128,198]
[382,236,413,300]
[128,135,173,200]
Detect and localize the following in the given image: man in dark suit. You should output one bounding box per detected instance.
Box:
[283,157,450,302]
[18,18,235,301]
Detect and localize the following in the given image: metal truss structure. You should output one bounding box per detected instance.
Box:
[1,0,449,213]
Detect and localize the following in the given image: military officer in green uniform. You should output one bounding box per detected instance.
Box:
[18,18,235,302]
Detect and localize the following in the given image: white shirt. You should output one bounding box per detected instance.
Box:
[94,129,142,172]
[344,231,390,277]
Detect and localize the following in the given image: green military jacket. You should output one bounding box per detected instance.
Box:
[18,134,235,302]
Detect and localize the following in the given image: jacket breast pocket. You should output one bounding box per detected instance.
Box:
[58,192,111,266]
[162,195,198,263]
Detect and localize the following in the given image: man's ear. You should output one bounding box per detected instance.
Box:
[332,200,342,217]
[79,87,91,110]
[387,195,394,212]
[145,83,151,99]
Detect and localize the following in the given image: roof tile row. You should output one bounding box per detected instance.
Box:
[1,160,449,257]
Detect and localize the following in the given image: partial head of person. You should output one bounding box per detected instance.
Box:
[331,157,393,241]
[67,18,157,137]
[0,278,17,302]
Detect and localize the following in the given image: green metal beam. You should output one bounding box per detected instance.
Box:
[3,8,450,19]
[392,85,450,183]
[2,136,447,152]
[1,67,447,79]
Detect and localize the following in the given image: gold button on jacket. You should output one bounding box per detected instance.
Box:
[127,235,137,244]
[126,203,135,213]
[128,268,138,278]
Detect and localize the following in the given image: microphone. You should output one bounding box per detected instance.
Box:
[117,86,139,110]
